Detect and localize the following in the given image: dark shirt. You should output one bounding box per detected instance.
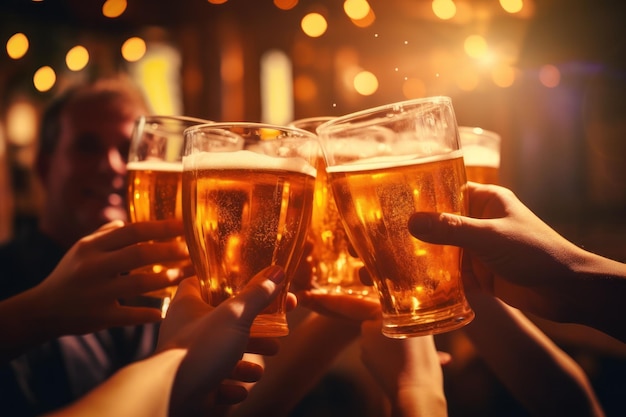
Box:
[0,219,158,416]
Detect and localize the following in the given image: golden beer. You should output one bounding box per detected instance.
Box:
[127,161,182,222]
[289,117,370,296]
[459,126,501,184]
[309,157,369,295]
[327,151,473,337]
[125,115,211,316]
[126,160,184,302]
[182,150,316,337]
[464,165,499,184]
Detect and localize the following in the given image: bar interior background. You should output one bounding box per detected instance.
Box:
[1,0,626,415]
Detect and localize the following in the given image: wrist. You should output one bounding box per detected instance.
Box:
[0,286,58,360]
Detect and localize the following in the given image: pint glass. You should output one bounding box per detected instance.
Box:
[458,126,501,184]
[316,97,474,338]
[126,115,211,316]
[289,117,370,297]
[182,123,319,337]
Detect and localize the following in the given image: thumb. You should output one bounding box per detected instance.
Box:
[223,265,286,325]
[408,212,487,250]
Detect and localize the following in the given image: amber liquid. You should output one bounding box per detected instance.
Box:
[126,162,184,306]
[328,152,474,337]
[182,167,315,336]
[464,165,499,184]
[309,158,369,296]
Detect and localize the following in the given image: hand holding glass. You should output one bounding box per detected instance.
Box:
[316,97,474,338]
[126,115,211,316]
[182,123,318,337]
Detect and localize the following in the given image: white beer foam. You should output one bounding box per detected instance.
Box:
[462,145,500,168]
[183,150,317,177]
[127,160,182,172]
[327,149,463,173]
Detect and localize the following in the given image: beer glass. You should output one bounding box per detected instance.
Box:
[289,117,371,297]
[316,97,475,338]
[458,126,501,184]
[126,115,211,317]
[182,122,319,337]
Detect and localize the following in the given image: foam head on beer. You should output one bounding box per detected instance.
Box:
[183,149,317,177]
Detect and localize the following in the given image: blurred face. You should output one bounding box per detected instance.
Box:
[40,95,145,247]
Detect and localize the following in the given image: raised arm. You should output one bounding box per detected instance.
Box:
[408,182,626,343]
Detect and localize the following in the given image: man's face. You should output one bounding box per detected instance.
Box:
[41,96,144,245]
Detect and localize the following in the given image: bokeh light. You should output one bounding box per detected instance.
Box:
[121,37,147,62]
[353,70,378,95]
[539,64,560,88]
[274,0,298,10]
[343,0,370,20]
[500,0,523,14]
[102,0,127,18]
[432,0,456,20]
[65,45,89,71]
[6,33,29,60]
[33,66,56,92]
[464,35,488,59]
[301,13,328,38]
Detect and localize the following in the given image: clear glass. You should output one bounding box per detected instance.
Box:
[182,122,319,337]
[458,126,501,184]
[316,97,475,338]
[126,115,211,317]
[289,116,372,298]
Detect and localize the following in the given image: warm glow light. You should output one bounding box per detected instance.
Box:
[274,0,298,10]
[455,67,478,91]
[294,74,318,102]
[33,66,56,92]
[129,43,183,115]
[261,49,294,124]
[66,45,89,71]
[491,64,516,87]
[464,35,488,58]
[344,0,370,20]
[301,13,327,38]
[102,0,127,18]
[353,70,378,95]
[208,0,228,4]
[6,33,29,59]
[432,0,456,20]
[6,101,38,146]
[402,78,426,99]
[350,8,375,27]
[499,0,523,14]
[539,64,560,88]
[121,37,147,62]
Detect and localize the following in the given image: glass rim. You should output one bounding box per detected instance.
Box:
[288,116,335,126]
[183,121,318,140]
[139,114,213,124]
[316,96,452,134]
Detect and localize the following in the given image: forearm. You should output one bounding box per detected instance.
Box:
[392,385,447,417]
[568,251,626,343]
[464,294,604,417]
[0,287,60,361]
[44,349,183,417]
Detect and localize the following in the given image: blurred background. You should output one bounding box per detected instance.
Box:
[1,0,626,415]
